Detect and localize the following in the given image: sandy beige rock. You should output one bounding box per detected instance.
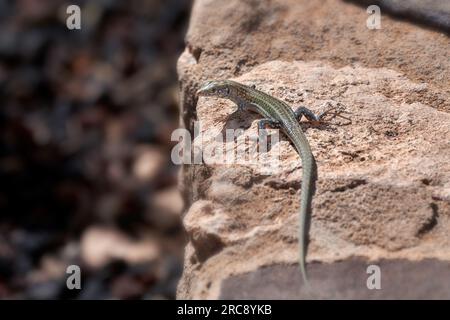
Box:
[177,0,450,299]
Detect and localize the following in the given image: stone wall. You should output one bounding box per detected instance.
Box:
[176,0,450,299]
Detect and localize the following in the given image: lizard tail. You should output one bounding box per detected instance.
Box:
[298,153,317,287]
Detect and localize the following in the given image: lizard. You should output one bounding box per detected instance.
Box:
[196,79,342,286]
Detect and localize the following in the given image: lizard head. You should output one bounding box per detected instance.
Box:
[196,80,232,98]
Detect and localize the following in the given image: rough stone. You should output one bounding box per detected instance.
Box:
[176,0,450,299]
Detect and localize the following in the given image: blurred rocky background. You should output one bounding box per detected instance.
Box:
[0,0,191,299]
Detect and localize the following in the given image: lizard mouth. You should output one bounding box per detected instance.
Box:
[196,88,213,97]
[196,81,216,96]
[196,88,215,97]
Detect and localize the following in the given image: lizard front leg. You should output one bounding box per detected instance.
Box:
[258,119,281,131]
[256,119,281,152]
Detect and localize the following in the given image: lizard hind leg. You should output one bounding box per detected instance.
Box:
[295,102,351,124]
[294,106,323,122]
